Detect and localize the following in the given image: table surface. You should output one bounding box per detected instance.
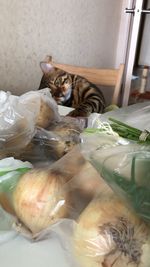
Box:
[0,235,69,267]
[0,209,74,267]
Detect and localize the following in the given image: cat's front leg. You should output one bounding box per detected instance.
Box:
[67,108,90,117]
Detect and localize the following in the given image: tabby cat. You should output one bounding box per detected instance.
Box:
[39,57,106,117]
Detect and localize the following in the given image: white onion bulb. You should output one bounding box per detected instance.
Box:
[73,195,150,267]
[13,169,70,234]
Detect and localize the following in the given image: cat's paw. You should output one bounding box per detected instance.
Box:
[67,109,89,117]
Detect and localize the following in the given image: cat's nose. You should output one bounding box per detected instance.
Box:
[54,92,61,97]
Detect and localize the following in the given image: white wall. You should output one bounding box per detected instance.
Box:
[0,0,123,95]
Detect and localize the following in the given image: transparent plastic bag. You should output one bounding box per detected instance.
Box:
[0,157,33,215]
[73,192,150,267]
[34,117,82,160]
[20,88,61,128]
[84,141,150,224]
[1,149,150,267]
[123,104,150,131]
[0,147,102,237]
[80,128,130,161]
[1,111,84,165]
[0,89,61,154]
[0,206,18,245]
[86,113,102,128]
[0,91,37,151]
[79,122,150,222]
[100,101,150,131]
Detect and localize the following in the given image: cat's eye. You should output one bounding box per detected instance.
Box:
[64,80,69,84]
[55,79,60,86]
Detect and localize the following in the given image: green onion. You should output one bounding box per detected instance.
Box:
[109,117,150,144]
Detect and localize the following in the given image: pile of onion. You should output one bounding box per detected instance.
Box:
[12,169,70,234]
[73,194,150,267]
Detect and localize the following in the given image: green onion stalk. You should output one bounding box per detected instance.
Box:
[109,117,150,144]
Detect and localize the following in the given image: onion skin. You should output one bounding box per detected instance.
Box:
[0,193,15,215]
[36,100,55,128]
[73,195,150,267]
[13,169,70,234]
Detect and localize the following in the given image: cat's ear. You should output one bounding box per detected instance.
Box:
[40,55,53,74]
[40,62,54,74]
[44,55,52,63]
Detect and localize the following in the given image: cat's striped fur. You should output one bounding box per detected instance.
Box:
[39,61,105,117]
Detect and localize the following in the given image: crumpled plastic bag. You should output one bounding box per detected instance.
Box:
[0,89,61,153]
[20,88,61,128]
[0,90,36,151]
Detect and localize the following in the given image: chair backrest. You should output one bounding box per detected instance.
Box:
[48,57,124,105]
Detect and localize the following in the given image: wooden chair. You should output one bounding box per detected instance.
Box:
[45,56,124,105]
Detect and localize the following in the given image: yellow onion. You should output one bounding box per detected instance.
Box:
[36,99,56,128]
[0,193,15,215]
[73,194,150,267]
[12,169,70,234]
